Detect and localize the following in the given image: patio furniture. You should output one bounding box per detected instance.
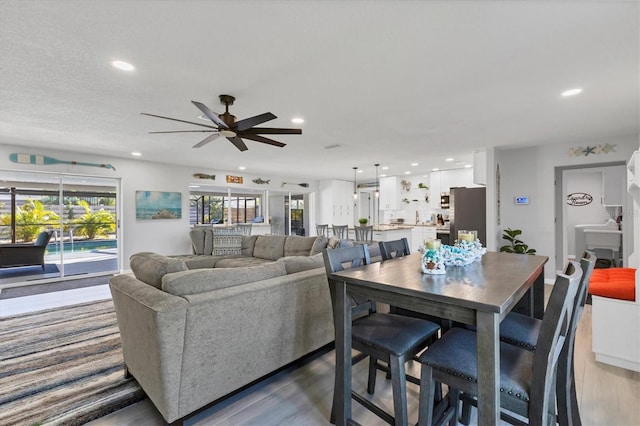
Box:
[0,230,53,270]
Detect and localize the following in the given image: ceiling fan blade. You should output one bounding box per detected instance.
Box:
[191,101,228,129]
[241,127,302,135]
[227,136,249,151]
[234,112,277,131]
[241,134,286,148]
[141,112,218,130]
[149,130,216,134]
[193,133,221,148]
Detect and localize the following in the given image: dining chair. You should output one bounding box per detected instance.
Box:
[354,225,373,243]
[488,251,596,426]
[316,224,329,237]
[332,224,348,240]
[323,244,441,426]
[416,261,583,426]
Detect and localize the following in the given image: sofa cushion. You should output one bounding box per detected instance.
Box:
[130,252,188,289]
[278,253,324,274]
[284,236,317,257]
[241,235,259,256]
[310,236,328,255]
[161,262,287,295]
[253,235,287,260]
[214,256,274,268]
[212,232,243,256]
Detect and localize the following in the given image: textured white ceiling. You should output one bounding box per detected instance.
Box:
[1,1,638,181]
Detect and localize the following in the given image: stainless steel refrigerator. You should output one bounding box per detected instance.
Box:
[449,187,486,245]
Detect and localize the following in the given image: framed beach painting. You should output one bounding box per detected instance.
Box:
[136,190,182,220]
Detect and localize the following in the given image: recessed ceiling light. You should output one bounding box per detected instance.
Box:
[357,169,363,173]
[404,171,411,175]
[380,174,387,177]
[432,168,440,171]
[411,163,418,167]
[464,164,472,168]
[131,152,142,156]
[111,60,135,71]
[291,117,304,124]
[562,88,582,97]
[238,166,246,170]
[445,158,454,162]
[382,166,389,170]
[189,185,200,188]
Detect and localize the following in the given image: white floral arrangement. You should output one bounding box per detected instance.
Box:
[421,248,446,274]
[440,244,476,266]
[454,239,487,261]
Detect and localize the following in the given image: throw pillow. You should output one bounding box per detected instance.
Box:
[278,253,324,274]
[310,236,328,255]
[241,235,259,256]
[253,235,287,260]
[327,236,341,249]
[130,252,188,289]
[161,262,287,295]
[189,228,206,255]
[212,229,243,256]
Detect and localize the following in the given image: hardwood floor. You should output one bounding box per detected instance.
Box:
[87,304,640,425]
[4,285,639,425]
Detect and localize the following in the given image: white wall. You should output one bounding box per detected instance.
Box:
[497,134,638,281]
[0,144,318,270]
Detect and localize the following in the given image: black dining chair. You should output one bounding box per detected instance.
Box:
[323,244,441,426]
[483,250,596,426]
[379,239,452,332]
[416,261,583,426]
[332,225,348,239]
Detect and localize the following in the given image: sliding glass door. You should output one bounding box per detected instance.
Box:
[0,170,119,285]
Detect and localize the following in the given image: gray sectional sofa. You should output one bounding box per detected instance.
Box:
[109,233,336,424]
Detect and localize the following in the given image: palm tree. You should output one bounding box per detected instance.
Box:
[0,199,59,242]
[72,200,116,240]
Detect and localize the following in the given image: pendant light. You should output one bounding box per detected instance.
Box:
[374,163,380,198]
[353,167,358,200]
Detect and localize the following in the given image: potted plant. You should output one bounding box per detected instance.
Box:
[358,217,368,226]
[499,228,536,254]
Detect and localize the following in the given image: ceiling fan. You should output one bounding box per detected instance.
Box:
[141,94,302,151]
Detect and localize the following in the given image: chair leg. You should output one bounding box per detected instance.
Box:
[418,365,435,426]
[367,356,377,394]
[460,393,472,425]
[448,388,461,426]
[390,354,408,426]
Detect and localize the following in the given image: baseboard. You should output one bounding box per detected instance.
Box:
[595,354,640,373]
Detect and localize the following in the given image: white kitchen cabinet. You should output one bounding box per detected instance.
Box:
[430,169,476,208]
[318,179,354,225]
[410,226,437,252]
[379,176,399,210]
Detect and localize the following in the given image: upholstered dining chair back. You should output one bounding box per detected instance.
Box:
[379,238,410,260]
[323,244,374,315]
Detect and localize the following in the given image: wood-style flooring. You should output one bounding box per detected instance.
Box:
[4,285,639,425]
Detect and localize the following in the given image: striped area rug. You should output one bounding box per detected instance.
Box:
[0,300,145,425]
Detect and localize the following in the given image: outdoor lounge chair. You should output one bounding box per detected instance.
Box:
[0,230,53,270]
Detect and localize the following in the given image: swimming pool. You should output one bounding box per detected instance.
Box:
[46,239,117,254]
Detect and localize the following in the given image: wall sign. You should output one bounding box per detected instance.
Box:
[566,192,593,206]
[226,175,243,184]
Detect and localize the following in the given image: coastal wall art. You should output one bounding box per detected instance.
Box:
[135,191,182,220]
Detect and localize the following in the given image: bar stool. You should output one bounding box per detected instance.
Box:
[332,225,348,239]
[354,225,373,243]
[316,224,329,237]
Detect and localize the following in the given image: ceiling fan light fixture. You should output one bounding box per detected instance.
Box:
[562,88,583,97]
[111,60,135,71]
[291,117,304,124]
[219,130,237,137]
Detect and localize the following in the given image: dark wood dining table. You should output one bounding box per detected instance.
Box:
[328,251,548,426]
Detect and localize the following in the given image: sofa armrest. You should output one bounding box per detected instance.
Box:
[108,274,189,423]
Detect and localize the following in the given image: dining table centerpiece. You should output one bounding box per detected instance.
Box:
[421,239,446,274]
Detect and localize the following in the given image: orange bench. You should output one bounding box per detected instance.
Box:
[589,268,636,301]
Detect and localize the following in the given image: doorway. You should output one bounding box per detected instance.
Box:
[554,161,628,272]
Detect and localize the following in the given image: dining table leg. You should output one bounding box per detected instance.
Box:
[476,310,500,425]
[332,280,352,426]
